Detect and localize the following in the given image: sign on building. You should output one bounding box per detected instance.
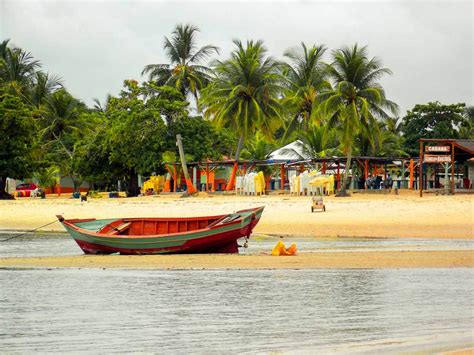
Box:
[423,155,452,163]
[425,145,450,152]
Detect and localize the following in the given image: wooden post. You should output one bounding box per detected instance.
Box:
[337,162,340,190]
[419,140,423,197]
[57,181,61,196]
[409,159,414,189]
[401,160,406,189]
[206,163,209,192]
[364,160,368,180]
[226,162,238,191]
[384,163,387,180]
[322,160,326,174]
[451,142,455,194]
[280,164,285,192]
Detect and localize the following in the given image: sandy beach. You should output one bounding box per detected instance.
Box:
[0,191,472,239]
[1,192,472,269]
[1,250,472,269]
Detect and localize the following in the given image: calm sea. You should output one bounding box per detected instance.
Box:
[0,234,473,353]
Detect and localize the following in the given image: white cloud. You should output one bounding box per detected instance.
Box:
[1,0,472,113]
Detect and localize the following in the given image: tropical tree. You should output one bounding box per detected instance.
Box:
[240,134,277,177]
[141,83,189,125]
[29,71,63,107]
[33,165,60,192]
[201,39,283,189]
[401,102,467,155]
[142,24,218,103]
[460,105,474,139]
[374,117,407,157]
[323,44,398,195]
[296,123,340,158]
[281,43,330,135]
[0,39,41,101]
[0,93,36,198]
[39,89,89,192]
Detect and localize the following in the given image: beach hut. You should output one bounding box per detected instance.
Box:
[418,139,474,196]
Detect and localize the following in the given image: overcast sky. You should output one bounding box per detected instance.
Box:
[1,0,472,115]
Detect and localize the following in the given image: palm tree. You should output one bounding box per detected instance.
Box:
[296,123,340,158]
[281,43,330,136]
[40,89,84,157]
[29,71,63,107]
[460,106,474,138]
[0,39,41,101]
[142,24,218,103]
[40,89,89,192]
[324,44,398,196]
[201,40,283,190]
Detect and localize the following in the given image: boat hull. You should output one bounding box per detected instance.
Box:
[59,207,264,255]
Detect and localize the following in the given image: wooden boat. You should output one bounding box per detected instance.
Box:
[56,206,264,255]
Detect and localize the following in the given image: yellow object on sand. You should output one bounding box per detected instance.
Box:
[309,175,335,195]
[254,171,265,195]
[142,175,165,194]
[271,241,297,256]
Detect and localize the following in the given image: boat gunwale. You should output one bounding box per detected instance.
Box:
[61,207,264,240]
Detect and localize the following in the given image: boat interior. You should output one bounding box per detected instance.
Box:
[94,214,243,236]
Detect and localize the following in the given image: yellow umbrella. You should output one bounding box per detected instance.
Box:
[309,176,330,186]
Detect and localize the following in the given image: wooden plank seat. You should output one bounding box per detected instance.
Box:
[100,221,132,235]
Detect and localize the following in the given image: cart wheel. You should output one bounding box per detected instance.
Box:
[311,206,314,213]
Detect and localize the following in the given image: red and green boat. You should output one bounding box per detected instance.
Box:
[56,206,264,255]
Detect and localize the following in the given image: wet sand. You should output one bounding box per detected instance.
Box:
[0,191,473,239]
[1,250,472,269]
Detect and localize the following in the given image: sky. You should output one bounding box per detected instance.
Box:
[1,0,472,115]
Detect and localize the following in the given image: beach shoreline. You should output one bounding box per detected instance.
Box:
[1,250,472,269]
[0,191,472,239]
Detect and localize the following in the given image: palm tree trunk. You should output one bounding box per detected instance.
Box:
[225,134,244,191]
[337,150,352,197]
[176,134,197,193]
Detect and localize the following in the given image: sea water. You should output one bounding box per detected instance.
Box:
[0,234,473,353]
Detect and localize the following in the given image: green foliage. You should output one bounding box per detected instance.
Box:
[0,93,36,181]
[11,32,471,196]
[72,111,120,187]
[402,102,467,156]
[460,106,474,139]
[0,39,41,101]
[297,123,340,158]
[142,24,218,101]
[38,88,90,191]
[33,165,59,189]
[281,43,330,136]
[323,44,398,193]
[166,116,237,161]
[202,40,283,159]
[106,81,168,176]
[240,135,277,176]
[142,83,189,125]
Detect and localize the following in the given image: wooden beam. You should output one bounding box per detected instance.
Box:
[419,140,423,197]
[280,164,285,192]
[451,142,455,194]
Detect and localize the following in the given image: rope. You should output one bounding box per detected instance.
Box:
[0,220,59,242]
